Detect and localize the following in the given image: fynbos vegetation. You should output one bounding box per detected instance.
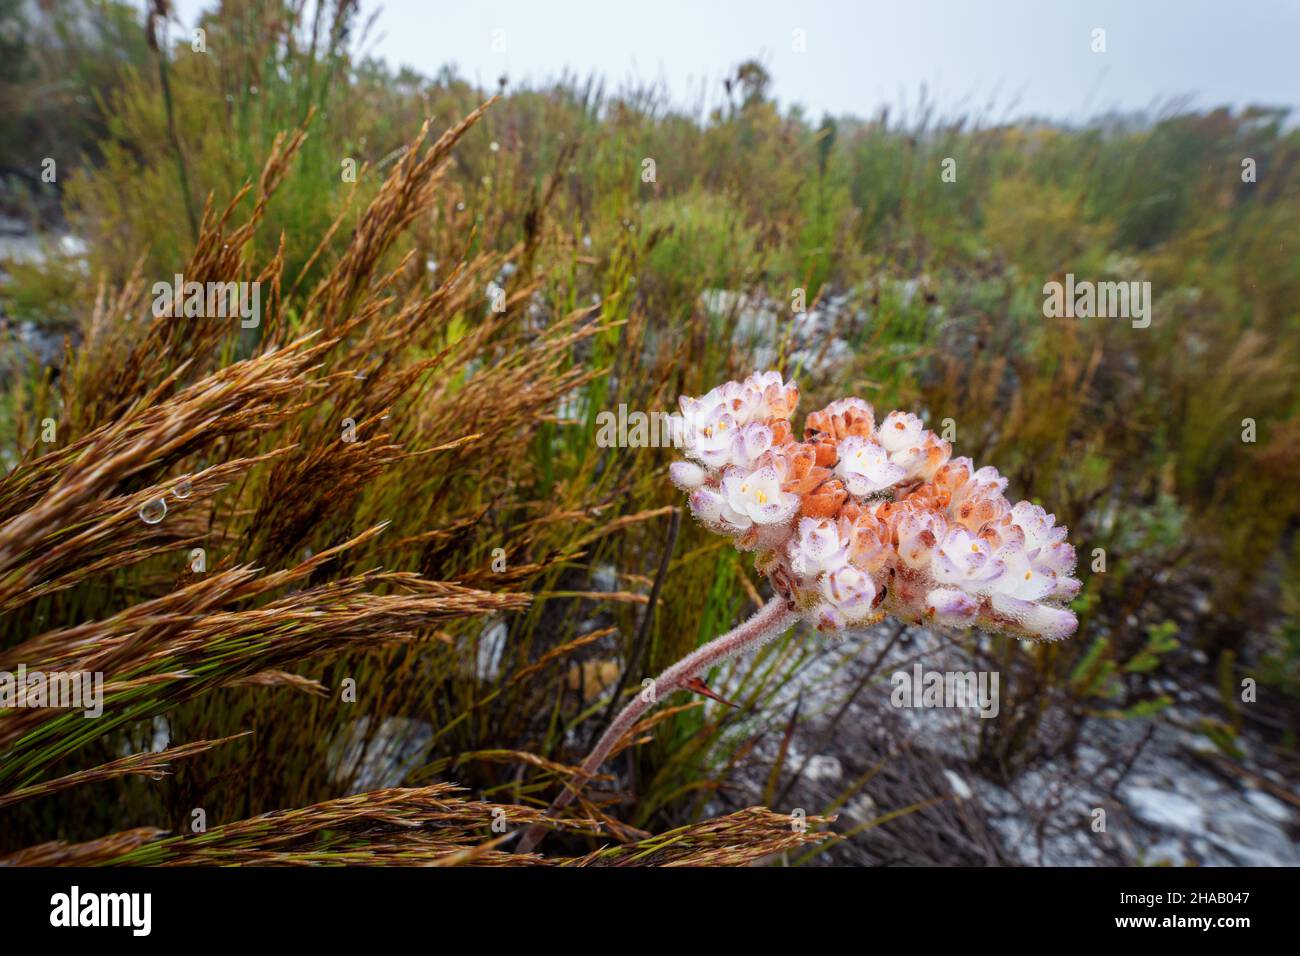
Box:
[0,0,1296,871]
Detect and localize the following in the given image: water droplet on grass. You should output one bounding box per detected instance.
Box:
[173,478,193,499]
[139,498,167,524]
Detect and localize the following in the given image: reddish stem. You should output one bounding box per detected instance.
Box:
[516,596,798,854]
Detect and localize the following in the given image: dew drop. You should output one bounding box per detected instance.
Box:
[173,478,193,500]
[139,498,167,524]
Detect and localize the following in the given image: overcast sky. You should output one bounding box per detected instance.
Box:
[170,0,1300,124]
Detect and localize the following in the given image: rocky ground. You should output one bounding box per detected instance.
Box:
[323,597,1299,867]
[715,619,1299,867]
[321,616,1300,865]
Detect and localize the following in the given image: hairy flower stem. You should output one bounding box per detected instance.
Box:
[516,597,798,854]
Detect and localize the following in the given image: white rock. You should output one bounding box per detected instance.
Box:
[844,793,877,823]
[1244,790,1293,824]
[1143,838,1187,865]
[591,563,618,592]
[944,769,973,800]
[804,754,843,783]
[1123,786,1207,834]
[476,618,508,681]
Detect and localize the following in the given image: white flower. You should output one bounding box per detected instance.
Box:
[1050,574,1083,601]
[925,588,979,626]
[1002,502,1079,595]
[680,405,740,469]
[688,486,744,534]
[707,379,755,418]
[788,517,851,579]
[933,456,975,497]
[673,395,711,447]
[726,421,776,470]
[835,435,906,495]
[889,433,951,482]
[845,514,890,572]
[1031,541,1077,578]
[1009,502,1068,550]
[895,509,948,569]
[678,381,736,424]
[817,396,873,420]
[950,465,1011,529]
[669,461,707,491]
[878,410,925,454]
[741,370,799,421]
[721,464,800,528]
[988,593,1077,641]
[952,466,1008,508]
[815,564,878,628]
[931,527,1007,593]
[990,543,1056,602]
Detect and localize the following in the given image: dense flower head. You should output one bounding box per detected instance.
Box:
[672,371,1080,641]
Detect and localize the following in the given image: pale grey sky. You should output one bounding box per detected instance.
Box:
[171,0,1300,124]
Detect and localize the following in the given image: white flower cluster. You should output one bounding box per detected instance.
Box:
[669,372,1081,641]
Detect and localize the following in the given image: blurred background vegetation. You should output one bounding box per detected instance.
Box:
[0,0,1296,862]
